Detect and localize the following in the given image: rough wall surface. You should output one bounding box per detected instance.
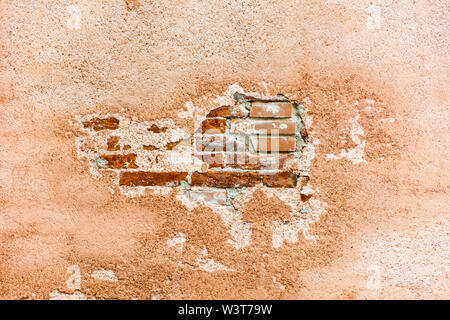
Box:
[0,0,448,299]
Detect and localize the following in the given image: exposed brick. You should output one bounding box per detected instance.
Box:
[191,172,261,188]
[201,119,226,133]
[119,171,187,186]
[82,96,307,192]
[106,136,120,151]
[251,136,296,152]
[147,124,168,133]
[263,172,297,188]
[226,153,294,170]
[224,153,250,168]
[195,135,247,152]
[82,116,119,131]
[98,154,138,169]
[188,190,227,205]
[301,194,312,202]
[250,102,292,118]
[206,105,248,118]
[194,153,225,168]
[231,119,296,135]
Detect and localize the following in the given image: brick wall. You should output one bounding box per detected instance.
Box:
[79,93,310,207]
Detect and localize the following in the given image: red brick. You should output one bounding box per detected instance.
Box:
[106,136,120,151]
[82,117,119,131]
[119,171,187,186]
[250,103,292,118]
[226,153,294,170]
[191,172,261,188]
[98,154,138,169]
[263,172,297,188]
[231,120,296,135]
[206,105,248,118]
[201,119,226,133]
[251,136,296,152]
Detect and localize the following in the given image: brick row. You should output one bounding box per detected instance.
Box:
[119,170,297,188]
[119,171,188,186]
[263,172,297,188]
[194,152,294,170]
[250,136,296,152]
[249,102,292,118]
[191,172,261,188]
[191,172,297,188]
[224,153,294,170]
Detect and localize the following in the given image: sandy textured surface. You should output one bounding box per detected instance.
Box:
[0,0,448,299]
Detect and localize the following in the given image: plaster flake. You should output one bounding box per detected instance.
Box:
[175,188,251,249]
[119,186,147,198]
[90,269,118,282]
[327,113,368,165]
[234,185,327,247]
[176,188,196,211]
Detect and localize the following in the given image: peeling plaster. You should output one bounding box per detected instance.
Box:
[74,84,327,254]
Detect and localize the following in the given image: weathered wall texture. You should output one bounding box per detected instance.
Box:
[0,0,448,299]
